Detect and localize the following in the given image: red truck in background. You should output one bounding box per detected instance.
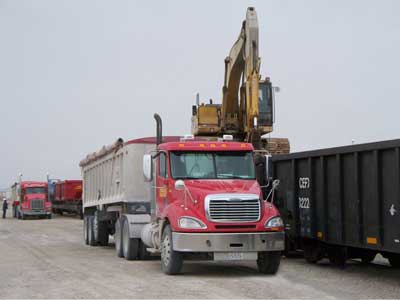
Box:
[11,181,52,219]
[51,180,83,218]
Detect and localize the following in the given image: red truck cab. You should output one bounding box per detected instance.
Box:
[143,139,284,274]
[13,181,52,219]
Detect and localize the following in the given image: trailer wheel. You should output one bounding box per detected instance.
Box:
[88,216,97,246]
[83,216,89,245]
[388,254,400,268]
[114,218,123,257]
[122,217,139,260]
[328,247,347,267]
[257,251,281,274]
[93,211,109,246]
[161,225,183,275]
[303,240,323,264]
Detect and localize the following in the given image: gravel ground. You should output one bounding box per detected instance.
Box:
[1,209,400,299]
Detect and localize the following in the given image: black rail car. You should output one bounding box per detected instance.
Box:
[271,139,400,267]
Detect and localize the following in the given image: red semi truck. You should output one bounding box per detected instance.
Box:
[52,180,83,217]
[11,181,52,219]
[81,115,284,275]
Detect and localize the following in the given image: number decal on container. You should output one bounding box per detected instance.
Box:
[299,197,310,209]
[299,177,310,189]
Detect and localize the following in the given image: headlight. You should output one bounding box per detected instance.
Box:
[265,217,283,229]
[179,217,207,229]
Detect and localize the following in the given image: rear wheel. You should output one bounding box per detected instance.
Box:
[161,225,183,275]
[93,211,109,246]
[114,218,123,257]
[122,217,139,260]
[257,251,281,274]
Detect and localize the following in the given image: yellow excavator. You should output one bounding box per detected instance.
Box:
[191,7,289,154]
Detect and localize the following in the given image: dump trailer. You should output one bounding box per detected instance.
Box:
[271,139,400,267]
[80,115,284,275]
[52,180,83,217]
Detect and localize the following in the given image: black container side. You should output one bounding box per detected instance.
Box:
[272,139,400,254]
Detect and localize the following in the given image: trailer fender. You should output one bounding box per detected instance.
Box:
[123,214,151,238]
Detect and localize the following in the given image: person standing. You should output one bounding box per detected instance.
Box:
[2,198,8,219]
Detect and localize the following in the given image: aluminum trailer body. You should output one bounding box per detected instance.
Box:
[271,139,400,267]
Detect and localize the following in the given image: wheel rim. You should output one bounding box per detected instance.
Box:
[161,234,171,267]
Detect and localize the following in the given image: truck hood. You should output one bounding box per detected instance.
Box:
[182,179,261,201]
[25,194,46,201]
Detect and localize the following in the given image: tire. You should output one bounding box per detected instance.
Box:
[93,211,109,246]
[161,225,183,275]
[257,251,281,274]
[47,214,52,219]
[122,217,139,260]
[328,247,347,267]
[303,242,323,264]
[83,216,89,245]
[114,218,123,257]
[88,216,97,246]
[388,254,400,268]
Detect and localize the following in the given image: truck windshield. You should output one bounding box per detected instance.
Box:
[25,187,46,194]
[170,151,255,180]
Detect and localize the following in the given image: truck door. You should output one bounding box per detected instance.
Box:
[156,152,169,216]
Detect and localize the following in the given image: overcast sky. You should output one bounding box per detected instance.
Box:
[0,0,399,187]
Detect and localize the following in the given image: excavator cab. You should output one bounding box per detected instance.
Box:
[258,78,274,127]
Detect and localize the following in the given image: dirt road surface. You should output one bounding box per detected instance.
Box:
[1,211,399,299]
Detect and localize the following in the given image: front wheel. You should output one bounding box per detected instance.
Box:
[257,251,281,274]
[161,225,183,275]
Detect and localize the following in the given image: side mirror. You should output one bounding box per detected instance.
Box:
[175,180,185,191]
[143,154,153,182]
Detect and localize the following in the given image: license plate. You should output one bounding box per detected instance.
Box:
[214,252,257,261]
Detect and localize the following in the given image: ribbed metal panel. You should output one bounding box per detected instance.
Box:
[205,194,260,222]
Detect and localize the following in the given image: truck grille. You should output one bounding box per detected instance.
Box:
[31,199,44,210]
[205,194,261,223]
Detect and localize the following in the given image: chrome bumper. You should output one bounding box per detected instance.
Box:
[172,231,284,252]
[22,211,51,216]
